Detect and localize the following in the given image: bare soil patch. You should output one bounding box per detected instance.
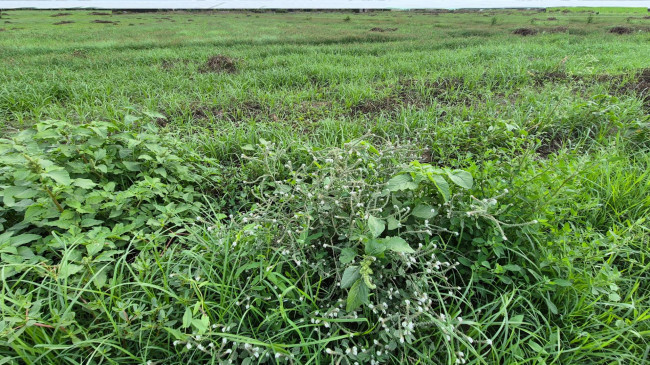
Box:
[89,12,111,16]
[370,27,398,32]
[609,26,633,34]
[549,26,568,33]
[51,12,71,17]
[349,77,470,117]
[92,20,117,24]
[513,28,538,36]
[199,55,238,73]
[547,17,557,21]
[54,21,74,25]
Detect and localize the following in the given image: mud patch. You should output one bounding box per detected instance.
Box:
[623,68,650,108]
[549,26,568,33]
[188,101,265,123]
[513,28,538,36]
[370,27,398,32]
[349,77,469,117]
[536,135,564,159]
[54,21,74,25]
[609,26,633,34]
[72,49,87,57]
[199,55,238,73]
[532,71,623,87]
[51,12,71,17]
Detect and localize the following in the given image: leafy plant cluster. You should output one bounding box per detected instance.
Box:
[164,138,537,364]
[0,118,218,282]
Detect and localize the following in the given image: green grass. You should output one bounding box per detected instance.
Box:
[1,9,650,365]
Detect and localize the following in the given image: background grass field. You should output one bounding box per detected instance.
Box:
[1,8,650,365]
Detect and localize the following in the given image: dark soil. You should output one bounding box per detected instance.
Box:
[349,77,469,116]
[549,26,568,33]
[54,21,74,25]
[189,101,264,124]
[89,12,111,16]
[547,17,557,21]
[199,55,238,73]
[370,27,398,32]
[537,135,564,158]
[626,68,650,107]
[513,28,538,36]
[92,20,117,24]
[51,12,71,17]
[609,26,633,34]
[0,28,5,32]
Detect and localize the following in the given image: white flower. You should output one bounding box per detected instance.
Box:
[186,343,192,349]
[486,338,493,345]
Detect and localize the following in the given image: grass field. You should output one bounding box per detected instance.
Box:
[1,8,650,364]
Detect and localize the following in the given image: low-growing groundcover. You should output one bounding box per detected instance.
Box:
[1,8,650,365]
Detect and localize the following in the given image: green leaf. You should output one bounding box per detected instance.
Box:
[447,170,473,189]
[346,279,369,312]
[182,307,192,328]
[93,269,107,289]
[608,292,621,302]
[412,204,436,219]
[528,341,547,355]
[430,174,450,202]
[122,162,141,172]
[124,115,140,124]
[192,315,209,333]
[341,266,360,289]
[74,179,96,189]
[387,216,400,230]
[552,279,572,287]
[86,241,104,256]
[9,234,40,247]
[386,174,417,192]
[365,239,386,256]
[339,248,356,264]
[43,169,71,185]
[58,263,83,280]
[383,236,415,253]
[367,215,385,239]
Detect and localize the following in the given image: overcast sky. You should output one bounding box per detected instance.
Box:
[1,0,649,9]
